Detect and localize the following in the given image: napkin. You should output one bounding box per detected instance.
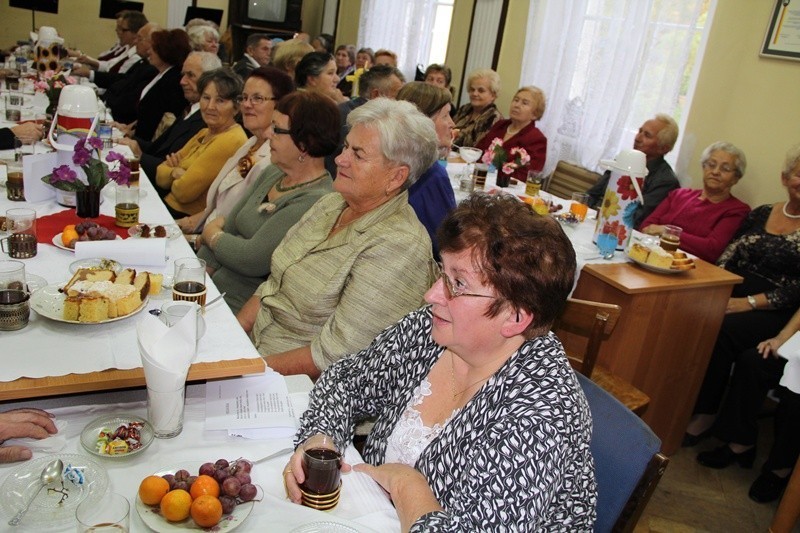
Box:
[75,238,167,267]
[778,331,800,394]
[137,313,198,429]
[22,152,57,202]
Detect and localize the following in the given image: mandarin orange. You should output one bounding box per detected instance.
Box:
[138,475,170,505]
[189,474,220,499]
[190,495,223,528]
[160,488,192,522]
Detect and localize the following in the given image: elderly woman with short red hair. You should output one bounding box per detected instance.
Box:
[282,193,596,530]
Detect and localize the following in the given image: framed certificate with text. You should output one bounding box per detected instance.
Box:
[761,0,800,61]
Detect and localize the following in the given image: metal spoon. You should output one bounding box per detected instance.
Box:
[253,447,294,465]
[8,458,63,526]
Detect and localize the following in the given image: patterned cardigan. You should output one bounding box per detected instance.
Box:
[296,306,597,532]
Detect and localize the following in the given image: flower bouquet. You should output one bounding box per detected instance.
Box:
[34,70,77,116]
[42,137,131,217]
[481,138,530,187]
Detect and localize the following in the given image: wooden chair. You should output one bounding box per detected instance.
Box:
[575,372,669,532]
[546,160,603,200]
[553,298,650,416]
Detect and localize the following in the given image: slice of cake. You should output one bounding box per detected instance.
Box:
[645,246,674,269]
[146,273,163,295]
[133,272,151,300]
[628,243,650,263]
[62,268,116,293]
[115,268,136,286]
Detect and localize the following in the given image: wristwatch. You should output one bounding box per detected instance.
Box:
[747,295,757,309]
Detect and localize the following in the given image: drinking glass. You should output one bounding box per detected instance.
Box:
[1,208,37,259]
[76,492,130,532]
[525,171,544,196]
[660,225,682,252]
[5,160,25,201]
[0,260,30,331]
[172,258,207,306]
[114,186,139,228]
[299,435,343,510]
[597,226,623,260]
[569,193,590,222]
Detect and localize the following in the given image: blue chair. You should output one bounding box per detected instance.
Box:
[575,372,669,533]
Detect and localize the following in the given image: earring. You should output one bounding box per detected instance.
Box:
[298,154,306,162]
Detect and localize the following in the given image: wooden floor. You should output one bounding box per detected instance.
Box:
[635,418,799,532]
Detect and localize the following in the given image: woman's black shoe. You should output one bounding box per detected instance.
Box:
[749,471,789,503]
[682,429,711,447]
[696,444,756,469]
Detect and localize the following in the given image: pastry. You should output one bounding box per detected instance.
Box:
[628,243,650,263]
[645,246,673,269]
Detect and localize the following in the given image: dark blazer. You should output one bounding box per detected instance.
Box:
[232,56,255,80]
[102,60,157,125]
[475,119,547,182]
[140,111,206,188]
[0,128,15,150]
[134,66,188,143]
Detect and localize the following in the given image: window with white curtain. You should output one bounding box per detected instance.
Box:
[521,0,713,175]
[358,0,452,80]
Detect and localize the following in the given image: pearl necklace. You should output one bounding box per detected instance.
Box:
[782,202,800,219]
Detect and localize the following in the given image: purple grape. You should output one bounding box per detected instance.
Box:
[174,469,190,482]
[234,459,252,474]
[173,481,189,492]
[79,234,89,241]
[86,227,98,239]
[75,223,85,235]
[234,472,251,485]
[214,459,229,470]
[213,468,230,484]
[187,475,197,489]
[222,477,241,497]
[219,495,237,515]
[239,483,256,502]
[199,462,215,476]
[162,474,176,490]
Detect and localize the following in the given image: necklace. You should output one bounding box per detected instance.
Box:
[449,351,492,400]
[782,202,800,219]
[275,173,327,192]
[331,207,357,231]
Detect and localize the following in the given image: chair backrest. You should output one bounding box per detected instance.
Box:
[575,372,669,533]
[547,160,603,199]
[553,298,621,377]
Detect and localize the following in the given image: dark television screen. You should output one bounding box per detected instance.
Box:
[99,0,144,19]
[248,0,287,23]
[9,0,59,14]
[185,7,224,26]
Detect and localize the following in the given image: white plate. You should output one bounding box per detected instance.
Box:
[80,415,154,459]
[69,258,123,274]
[135,462,255,531]
[26,273,48,292]
[51,232,122,252]
[0,454,109,530]
[290,522,359,533]
[626,252,688,275]
[128,223,181,240]
[30,283,148,324]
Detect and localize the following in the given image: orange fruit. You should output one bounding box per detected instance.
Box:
[160,489,192,522]
[191,495,223,528]
[62,227,79,247]
[138,475,170,505]
[190,474,220,499]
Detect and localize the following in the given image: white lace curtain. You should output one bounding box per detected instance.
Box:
[358,0,439,82]
[521,0,712,175]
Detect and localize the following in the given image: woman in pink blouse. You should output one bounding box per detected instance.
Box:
[641,141,750,263]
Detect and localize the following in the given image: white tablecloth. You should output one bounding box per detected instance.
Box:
[0,378,402,532]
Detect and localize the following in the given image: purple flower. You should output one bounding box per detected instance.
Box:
[51,165,77,183]
[105,151,127,164]
[108,165,131,186]
[72,138,92,166]
[86,136,103,151]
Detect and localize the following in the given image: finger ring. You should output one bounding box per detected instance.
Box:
[284,469,292,475]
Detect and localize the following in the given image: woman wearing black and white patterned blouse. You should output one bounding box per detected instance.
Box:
[282,193,596,531]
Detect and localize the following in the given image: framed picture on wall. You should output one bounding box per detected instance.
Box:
[761,0,800,61]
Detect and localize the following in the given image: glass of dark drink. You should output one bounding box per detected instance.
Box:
[172,257,207,306]
[299,436,342,510]
[114,185,139,228]
[0,260,30,331]
[1,208,37,259]
[660,225,682,252]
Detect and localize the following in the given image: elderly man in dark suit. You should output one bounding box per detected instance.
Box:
[232,34,272,79]
[117,51,221,189]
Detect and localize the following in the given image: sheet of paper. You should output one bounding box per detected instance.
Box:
[779,331,800,395]
[205,373,296,432]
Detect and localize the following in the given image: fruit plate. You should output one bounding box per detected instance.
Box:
[0,454,109,530]
[80,414,154,459]
[51,232,122,252]
[128,223,181,240]
[30,283,148,324]
[626,252,687,275]
[136,462,255,531]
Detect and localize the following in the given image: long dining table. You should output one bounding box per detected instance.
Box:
[446,161,742,454]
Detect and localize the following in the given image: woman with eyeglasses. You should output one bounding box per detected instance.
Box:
[237,98,434,377]
[281,193,596,530]
[196,90,337,314]
[684,144,800,498]
[176,67,295,235]
[156,68,247,219]
[640,141,751,263]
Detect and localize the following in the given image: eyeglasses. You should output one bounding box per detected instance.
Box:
[270,124,292,135]
[116,26,133,33]
[235,94,277,105]
[430,261,496,300]
[702,161,737,174]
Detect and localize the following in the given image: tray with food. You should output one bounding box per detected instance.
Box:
[626,242,696,274]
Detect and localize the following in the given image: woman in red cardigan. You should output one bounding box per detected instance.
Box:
[475,86,547,183]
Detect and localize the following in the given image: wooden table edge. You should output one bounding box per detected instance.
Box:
[0,357,267,401]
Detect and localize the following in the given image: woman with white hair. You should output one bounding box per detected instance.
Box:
[187,25,219,55]
[452,68,503,147]
[237,98,436,379]
[641,141,751,263]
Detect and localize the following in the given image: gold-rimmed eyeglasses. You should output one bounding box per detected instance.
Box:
[429,261,496,300]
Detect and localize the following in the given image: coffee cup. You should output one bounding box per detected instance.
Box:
[0,260,30,331]
[172,258,207,306]
[5,161,25,201]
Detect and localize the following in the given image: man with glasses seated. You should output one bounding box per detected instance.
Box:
[586,113,680,228]
[72,10,148,77]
